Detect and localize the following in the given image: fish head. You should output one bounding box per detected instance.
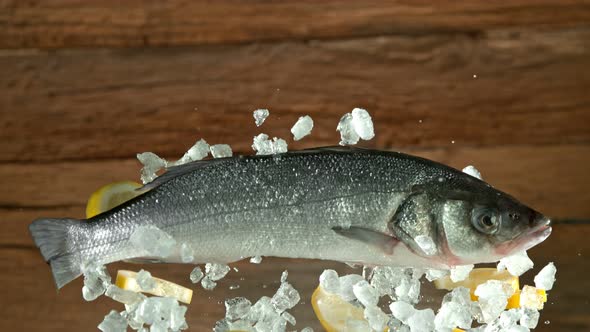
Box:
[436,186,552,266]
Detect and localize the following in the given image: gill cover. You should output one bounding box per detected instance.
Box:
[390,192,439,257]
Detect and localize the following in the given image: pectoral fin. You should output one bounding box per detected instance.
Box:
[332,226,398,254]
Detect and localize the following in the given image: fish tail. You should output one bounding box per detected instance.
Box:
[29,218,82,289]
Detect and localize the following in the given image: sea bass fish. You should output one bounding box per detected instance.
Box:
[29,147,551,289]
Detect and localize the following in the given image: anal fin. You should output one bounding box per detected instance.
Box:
[332,226,398,254]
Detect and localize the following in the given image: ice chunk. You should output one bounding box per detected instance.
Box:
[336,113,360,145]
[407,308,435,332]
[225,297,252,321]
[189,266,204,284]
[338,274,364,301]
[210,144,233,158]
[519,285,545,310]
[172,139,210,166]
[281,311,296,326]
[253,109,270,127]
[180,243,194,263]
[137,152,168,184]
[351,108,375,140]
[136,269,156,291]
[105,285,145,305]
[271,282,300,312]
[497,308,522,329]
[252,134,288,155]
[387,318,404,331]
[129,225,176,258]
[498,251,534,277]
[272,137,288,153]
[389,301,415,324]
[319,269,340,294]
[280,270,289,283]
[450,264,474,282]
[98,310,127,332]
[205,263,231,281]
[435,288,476,332]
[131,296,188,330]
[462,165,482,180]
[425,269,449,282]
[290,115,314,141]
[475,280,514,323]
[250,256,263,264]
[364,305,389,331]
[435,301,472,331]
[82,262,111,301]
[395,274,421,304]
[534,262,556,290]
[169,304,188,331]
[246,296,275,324]
[414,235,437,256]
[520,308,540,329]
[201,276,217,290]
[226,319,251,331]
[300,327,314,332]
[352,280,378,307]
[370,266,405,297]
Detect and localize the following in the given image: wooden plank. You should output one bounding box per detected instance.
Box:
[2,144,589,248]
[1,1,590,49]
[1,27,589,162]
[0,224,588,331]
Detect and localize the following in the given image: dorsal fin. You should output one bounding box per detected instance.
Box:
[139,145,375,191]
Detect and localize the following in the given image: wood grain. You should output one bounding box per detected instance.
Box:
[1,1,590,49]
[0,225,588,331]
[1,26,589,162]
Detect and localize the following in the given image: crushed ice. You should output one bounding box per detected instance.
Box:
[534,262,556,290]
[337,108,375,145]
[252,133,288,155]
[462,165,483,180]
[82,261,112,301]
[290,115,314,141]
[210,144,233,158]
[215,270,300,331]
[129,225,176,258]
[498,251,534,277]
[253,109,270,127]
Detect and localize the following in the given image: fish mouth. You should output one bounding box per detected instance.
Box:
[522,219,552,251]
[495,216,552,256]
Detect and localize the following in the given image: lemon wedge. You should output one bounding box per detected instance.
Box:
[312,285,384,332]
[434,268,519,301]
[86,181,142,218]
[434,267,547,310]
[115,270,193,304]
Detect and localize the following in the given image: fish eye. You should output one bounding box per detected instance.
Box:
[481,215,494,227]
[472,208,500,234]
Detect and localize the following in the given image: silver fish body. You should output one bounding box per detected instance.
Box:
[29,147,551,288]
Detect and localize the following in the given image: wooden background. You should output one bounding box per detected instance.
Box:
[1,1,590,331]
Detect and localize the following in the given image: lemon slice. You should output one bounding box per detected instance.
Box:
[434,268,519,301]
[311,285,370,332]
[115,270,193,304]
[86,181,142,218]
